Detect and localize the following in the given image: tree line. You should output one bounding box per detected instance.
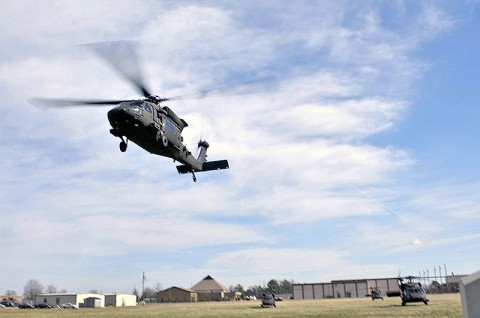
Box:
[3,279,69,300]
[229,279,294,299]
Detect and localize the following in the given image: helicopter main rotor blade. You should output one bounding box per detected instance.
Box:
[85,41,151,98]
[165,77,278,102]
[29,97,132,108]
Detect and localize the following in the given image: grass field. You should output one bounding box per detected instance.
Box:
[1,294,462,318]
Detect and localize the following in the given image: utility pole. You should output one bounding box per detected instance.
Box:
[439,266,443,293]
[426,269,429,291]
[444,263,448,292]
[142,272,146,301]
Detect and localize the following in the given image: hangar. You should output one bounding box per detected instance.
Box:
[293,278,399,300]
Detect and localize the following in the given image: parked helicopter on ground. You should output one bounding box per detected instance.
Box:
[398,276,429,306]
[29,41,229,182]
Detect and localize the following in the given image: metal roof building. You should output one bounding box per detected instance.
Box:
[293,277,399,300]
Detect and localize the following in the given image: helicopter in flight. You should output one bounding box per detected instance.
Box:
[29,41,229,182]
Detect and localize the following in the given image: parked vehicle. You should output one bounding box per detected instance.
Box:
[35,303,52,309]
[1,300,18,307]
[18,302,35,309]
[62,303,78,309]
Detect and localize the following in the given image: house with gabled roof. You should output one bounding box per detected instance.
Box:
[157,286,197,303]
[191,275,239,301]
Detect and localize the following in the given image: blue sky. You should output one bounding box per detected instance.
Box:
[1,1,479,295]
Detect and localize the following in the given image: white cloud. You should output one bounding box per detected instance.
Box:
[1,1,477,294]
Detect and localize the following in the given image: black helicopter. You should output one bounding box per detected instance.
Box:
[398,276,429,306]
[29,41,229,182]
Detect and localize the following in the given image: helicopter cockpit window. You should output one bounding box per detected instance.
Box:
[130,100,144,107]
[144,103,152,114]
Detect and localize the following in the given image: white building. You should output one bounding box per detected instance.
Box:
[104,294,137,307]
[35,293,105,308]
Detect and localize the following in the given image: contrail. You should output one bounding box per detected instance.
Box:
[347,183,433,243]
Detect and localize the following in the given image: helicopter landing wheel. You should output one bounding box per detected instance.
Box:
[192,172,197,182]
[119,141,127,152]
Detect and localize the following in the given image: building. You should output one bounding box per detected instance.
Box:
[35,293,105,308]
[104,294,137,307]
[293,278,399,300]
[34,293,137,308]
[84,297,102,308]
[460,270,480,318]
[1,295,22,303]
[446,275,466,292]
[157,275,240,303]
[191,275,239,301]
[157,286,197,303]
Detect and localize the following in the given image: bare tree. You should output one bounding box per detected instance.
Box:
[5,290,17,296]
[23,279,44,300]
[46,285,57,294]
[132,287,140,302]
[152,282,163,293]
[142,287,156,300]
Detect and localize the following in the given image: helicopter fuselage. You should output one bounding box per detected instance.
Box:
[107,99,203,171]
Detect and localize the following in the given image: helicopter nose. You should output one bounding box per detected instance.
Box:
[107,107,127,125]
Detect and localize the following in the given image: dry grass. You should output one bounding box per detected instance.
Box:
[2,294,462,318]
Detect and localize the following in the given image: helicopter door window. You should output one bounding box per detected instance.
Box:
[166,119,177,135]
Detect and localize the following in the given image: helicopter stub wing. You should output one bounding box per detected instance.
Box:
[176,160,229,174]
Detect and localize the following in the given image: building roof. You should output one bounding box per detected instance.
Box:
[191,275,228,292]
[159,286,196,294]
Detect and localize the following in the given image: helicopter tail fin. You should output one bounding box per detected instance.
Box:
[197,140,209,164]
